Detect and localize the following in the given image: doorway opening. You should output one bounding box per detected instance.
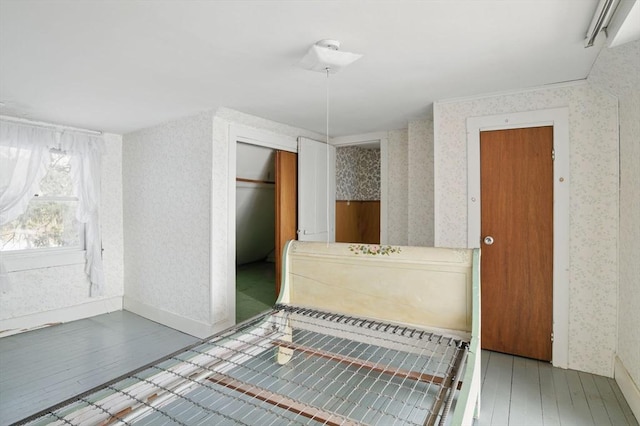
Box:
[235,142,277,323]
[331,132,388,244]
[335,143,381,244]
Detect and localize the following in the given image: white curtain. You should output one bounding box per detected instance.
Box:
[0,121,106,295]
[61,131,106,296]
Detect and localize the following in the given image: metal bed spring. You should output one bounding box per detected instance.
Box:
[19,305,469,426]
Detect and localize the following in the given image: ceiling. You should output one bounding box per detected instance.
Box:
[0,0,624,136]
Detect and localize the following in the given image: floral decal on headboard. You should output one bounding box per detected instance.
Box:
[349,244,401,256]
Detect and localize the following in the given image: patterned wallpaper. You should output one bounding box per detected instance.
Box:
[336,146,380,201]
[588,40,640,385]
[123,112,213,326]
[433,82,619,377]
[408,118,434,246]
[101,134,125,302]
[1,134,124,320]
[386,129,408,245]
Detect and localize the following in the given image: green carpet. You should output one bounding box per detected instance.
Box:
[236,261,277,323]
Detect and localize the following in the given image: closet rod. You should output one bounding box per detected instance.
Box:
[236,177,275,185]
[0,114,103,135]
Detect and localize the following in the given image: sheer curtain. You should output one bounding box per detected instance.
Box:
[61,131,106,296]
[0,120,106,295]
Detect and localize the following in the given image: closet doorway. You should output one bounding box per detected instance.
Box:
[334,139,383,244]
[235,143,278,323]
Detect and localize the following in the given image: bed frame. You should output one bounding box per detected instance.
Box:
[20,242,481,426]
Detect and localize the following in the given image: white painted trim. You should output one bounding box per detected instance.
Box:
[229,123,297,153]
[615,356,640,422]
[466,107,570,369]
[433,105,442,247]
[331,131,389,147]
[380,136,389,244]
[2,249,85,272]
[227,124,238,327]
[437,80,587,106]
[0,296,122,338]
[124,297,217,339]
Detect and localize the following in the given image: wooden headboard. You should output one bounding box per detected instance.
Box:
[277,241,482,425]
[277,241,478,334]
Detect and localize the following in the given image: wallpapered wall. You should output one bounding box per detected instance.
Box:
[386,129,409,245]
[336,146,380,201]
[433,82,619,377]
[408,119,434,246]
[588,40,640,387]
[0,134,124,322]
[123,112,213,331]
[382,120,434,247]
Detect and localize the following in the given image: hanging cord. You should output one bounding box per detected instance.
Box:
[325,67,330,246]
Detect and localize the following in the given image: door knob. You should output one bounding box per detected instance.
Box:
[483,236,494,245]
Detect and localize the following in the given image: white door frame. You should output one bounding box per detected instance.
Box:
[226,124,297,324]
[331,131,389,244]
[466,108,570,369]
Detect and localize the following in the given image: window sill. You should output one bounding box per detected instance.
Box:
[2,250,86,272]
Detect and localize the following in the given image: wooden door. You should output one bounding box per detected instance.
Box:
[275,150,297,296]
[480,126,554,361]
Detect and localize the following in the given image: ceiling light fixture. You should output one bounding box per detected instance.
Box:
[298,39,363,146]
[299,39,362,243]
[299,39,363,74]
[585,0,620,47]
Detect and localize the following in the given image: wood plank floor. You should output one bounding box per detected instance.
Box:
[1,313,637,425]
[0,310,198,425]
[476,350,638,426]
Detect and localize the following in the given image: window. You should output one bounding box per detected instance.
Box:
[1,151,85,253]
[1,121,105,294]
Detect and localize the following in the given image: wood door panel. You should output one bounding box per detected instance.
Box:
[275,151,297,295]
[480,126,553,361]
[336,201,380,244]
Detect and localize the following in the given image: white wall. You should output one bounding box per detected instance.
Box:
[123,112,214,338]
[434,82,619,377]
[236,143,276,182]
[588,40,640,414]
[0,133,124,335]
[235,182,275,265]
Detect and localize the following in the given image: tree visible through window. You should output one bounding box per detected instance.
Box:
[0,151,84,252]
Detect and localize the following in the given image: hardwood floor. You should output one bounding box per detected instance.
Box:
[476,350,638,426]
[0,311,198,425]
[1,312,637,425]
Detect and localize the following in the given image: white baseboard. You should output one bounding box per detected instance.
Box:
[615,355,640,423]
[124,297,215,339]
[0,296,123,338]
